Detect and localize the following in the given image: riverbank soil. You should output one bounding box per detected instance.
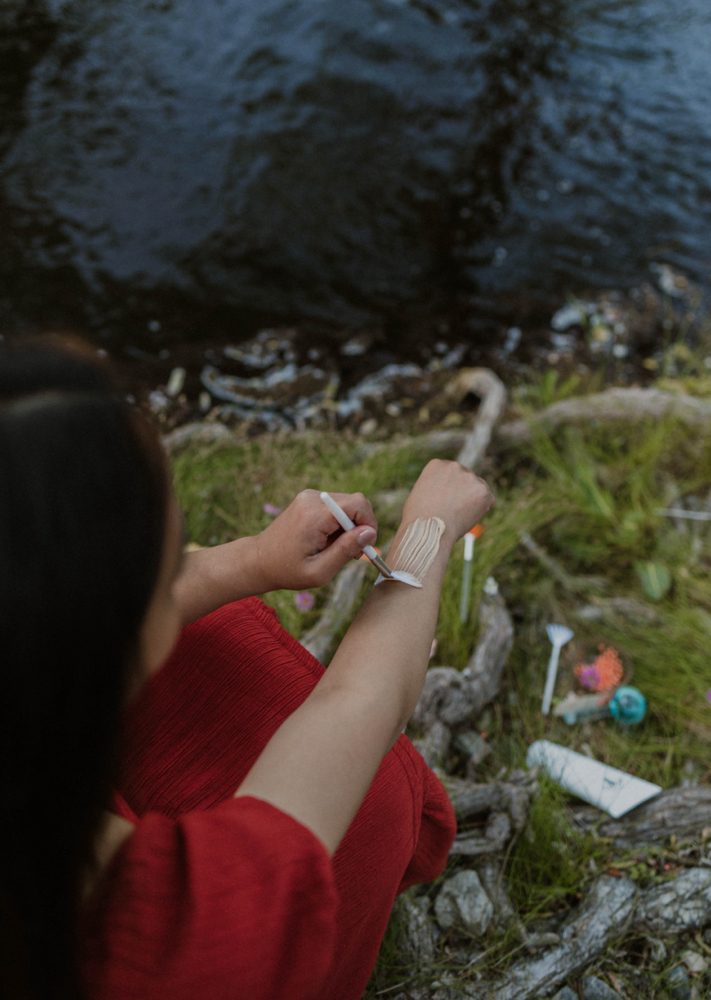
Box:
[166,278,711,999]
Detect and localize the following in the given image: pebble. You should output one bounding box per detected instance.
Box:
[166,366,186,397]
[358,417,378,435]
[680,949,708,974]
[664,965,692,1000]
[581,976,621,1000]
[434,870,493,937]
[551,989,578,1000]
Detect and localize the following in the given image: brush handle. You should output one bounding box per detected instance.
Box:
[319,491,391,575]
[459,559,473,622]
[541,644,562,716]
[320,491,356,531]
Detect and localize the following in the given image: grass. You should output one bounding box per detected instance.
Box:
[171,375,711,997]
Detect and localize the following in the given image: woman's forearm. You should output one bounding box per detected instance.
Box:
[175,537,266,625]
[235,524,454,855]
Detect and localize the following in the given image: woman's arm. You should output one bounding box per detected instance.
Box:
[235,460,495,855]
[174,491,379,624]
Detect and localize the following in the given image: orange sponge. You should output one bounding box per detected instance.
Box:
[575,646,623,692]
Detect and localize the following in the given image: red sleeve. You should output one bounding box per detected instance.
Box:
[397,761,456,894]
[82,796,337,1000]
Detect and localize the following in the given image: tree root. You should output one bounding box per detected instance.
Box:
[444,368,507,471]
[497,387,711,449]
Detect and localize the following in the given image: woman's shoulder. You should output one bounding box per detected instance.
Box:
[81,795,337,1000]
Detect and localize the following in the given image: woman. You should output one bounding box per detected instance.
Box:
[0,337,495,1000]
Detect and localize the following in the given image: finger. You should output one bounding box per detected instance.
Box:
[308,525,377,583]
[329,492,378,532]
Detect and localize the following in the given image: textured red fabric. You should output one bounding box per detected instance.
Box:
[83,597,456,1000]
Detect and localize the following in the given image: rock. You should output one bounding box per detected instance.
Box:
[634,868,711,934]
[473,858,517,930]
[680,949,708,974]
[434,870,493,937]
[664,966,691,1000]
[646,936,667,963]
[581,976,621,1000]
[551,989,578,1000]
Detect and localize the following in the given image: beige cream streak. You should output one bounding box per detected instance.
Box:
[376,516,446,588]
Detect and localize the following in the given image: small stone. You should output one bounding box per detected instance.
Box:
[664,965,691,1000]
[359,417,378,435]
[385,402,401,417]
[646,936,667,963]
[434,870,493,937]
[166,366,186,397]
[581,976,621,1000]
[551,989,578,1000]
[680,949,708,974]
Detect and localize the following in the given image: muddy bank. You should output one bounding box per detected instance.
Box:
[52,270,705,442]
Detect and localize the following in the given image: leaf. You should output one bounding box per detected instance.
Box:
[635,561,672,601]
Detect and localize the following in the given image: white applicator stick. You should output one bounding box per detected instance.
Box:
[319,492,394,579]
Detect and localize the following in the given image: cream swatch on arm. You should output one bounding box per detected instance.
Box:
[376,517,446,588]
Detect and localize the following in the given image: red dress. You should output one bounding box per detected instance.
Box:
[82,597,456,1000]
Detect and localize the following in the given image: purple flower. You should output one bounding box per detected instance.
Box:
[707,689,711,704]
[263,503,282,517]
[579,665,600,691]
[295,592,315,613]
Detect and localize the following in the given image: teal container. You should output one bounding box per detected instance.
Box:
[608,686,646,726]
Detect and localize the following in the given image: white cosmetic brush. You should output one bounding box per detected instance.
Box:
[541,623,574,715]
[319,492,394,579]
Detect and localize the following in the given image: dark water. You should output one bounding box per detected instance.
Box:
[1,0,710,347]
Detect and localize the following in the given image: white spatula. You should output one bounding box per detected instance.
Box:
[541,623,574,715]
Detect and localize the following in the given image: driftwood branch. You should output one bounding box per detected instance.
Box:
[300,559,369,663]
[634,867,711,935]
[412,591,514,734]
[445,368,507,471]
[162,420,233,453]
[570,786,711,847]
[358,386,711,468]
[431,866,711,1000]
[457,875,638,1000]
[497,388,711,448]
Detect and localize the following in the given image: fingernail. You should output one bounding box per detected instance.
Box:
[357,527,377,548]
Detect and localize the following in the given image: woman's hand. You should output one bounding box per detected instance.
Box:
[401,459,495,546]
[254,489,379,592]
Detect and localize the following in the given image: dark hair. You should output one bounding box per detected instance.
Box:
[0,338,169,998]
